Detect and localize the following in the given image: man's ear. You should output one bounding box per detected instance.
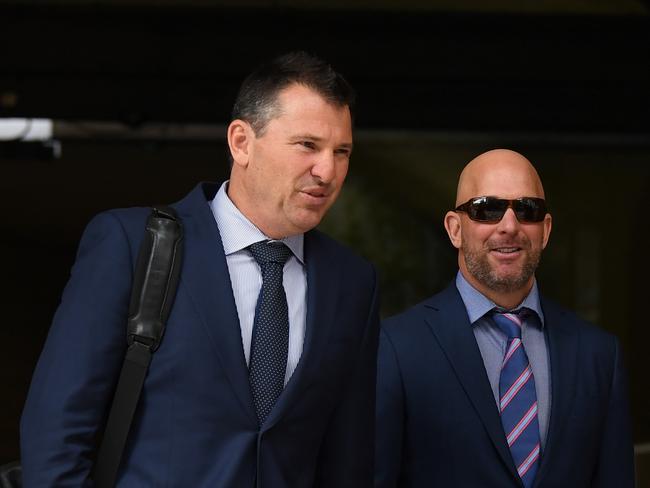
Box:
[541,213,552,249]
[227,119,254,168]
[444,211,463,249]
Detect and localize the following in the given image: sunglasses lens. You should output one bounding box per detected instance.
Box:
[470,198,508,222]
[514,198,547,222]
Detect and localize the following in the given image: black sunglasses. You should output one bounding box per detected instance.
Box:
[454,196,548,223]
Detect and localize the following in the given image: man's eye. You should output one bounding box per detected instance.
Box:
[335,149,351,157]
[299,141,316,150]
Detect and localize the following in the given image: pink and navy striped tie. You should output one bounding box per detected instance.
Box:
[492,310,541,488]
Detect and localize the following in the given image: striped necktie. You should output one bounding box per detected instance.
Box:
[492,310,541,488]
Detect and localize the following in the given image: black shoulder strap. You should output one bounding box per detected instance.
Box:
[93,206,183,488]
[0,461,22,488]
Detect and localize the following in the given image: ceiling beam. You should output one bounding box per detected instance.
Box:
[1,5,649,132]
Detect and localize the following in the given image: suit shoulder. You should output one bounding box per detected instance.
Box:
[308,229,375,275]
[542,296,620,350]
[100,206,152,234]
[381,296,437,337]
[92,203,179,236]
[76,207,153,260]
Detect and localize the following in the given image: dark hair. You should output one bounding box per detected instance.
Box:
[231,51,356,136]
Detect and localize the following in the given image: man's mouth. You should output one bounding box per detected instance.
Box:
[302,189,328,197]
[492,247,521,254]
[298,187,331,205]
[300,185,332,197]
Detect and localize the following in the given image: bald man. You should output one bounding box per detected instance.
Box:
[375,149,634,488]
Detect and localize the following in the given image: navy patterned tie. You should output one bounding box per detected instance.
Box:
[248,240,292,425]
[492,310,541,488]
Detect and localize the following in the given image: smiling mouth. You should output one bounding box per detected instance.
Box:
[492,247,521,254]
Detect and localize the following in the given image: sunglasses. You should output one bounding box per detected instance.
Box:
[454,196,548,223]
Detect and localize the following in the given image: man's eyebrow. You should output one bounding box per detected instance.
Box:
[288,134,322,142]
[288,134,353,150]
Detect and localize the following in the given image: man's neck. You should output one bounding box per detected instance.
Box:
[459,269,533,310]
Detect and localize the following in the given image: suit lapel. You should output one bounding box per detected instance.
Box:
[174,183,257,425]
[533,298,578,487]
[424,284,522,484]
[262,230,339,431]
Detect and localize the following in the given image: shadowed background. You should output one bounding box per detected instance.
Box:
[1,0,649,484]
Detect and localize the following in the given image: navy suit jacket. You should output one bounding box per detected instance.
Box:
[376,283,634,488]
[21,182,380,488]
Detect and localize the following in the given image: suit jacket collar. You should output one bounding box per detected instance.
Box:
[172,182,340,431]
[173,182,258,425]
[423,283,523,485]
[423,282,580,488]
[262,229,341,431]
[533,296,578,487]
[455,271,545,326]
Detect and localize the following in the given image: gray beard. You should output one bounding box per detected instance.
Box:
[463,244,541,294]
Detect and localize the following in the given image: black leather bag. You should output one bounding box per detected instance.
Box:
[6,206,183,488]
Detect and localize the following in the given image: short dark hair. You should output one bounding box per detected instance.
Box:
[231,51,355,136]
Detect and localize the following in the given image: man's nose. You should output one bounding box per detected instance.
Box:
[496,207,520,233]
[311,151,336,184]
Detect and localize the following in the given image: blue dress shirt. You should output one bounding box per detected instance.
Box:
[455,271,552,447]
[210,181,306,385]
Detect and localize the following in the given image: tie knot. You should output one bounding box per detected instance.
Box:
[249,241,292,266]
[491,310,525,339]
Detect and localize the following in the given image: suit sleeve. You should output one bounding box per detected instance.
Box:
[20,212,135,488]
[314,266,380,488]
[592,336,635,488]
[375,327,405,488]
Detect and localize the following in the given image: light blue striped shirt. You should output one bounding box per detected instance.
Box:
[210,181,306,385]
[455,271,551,447]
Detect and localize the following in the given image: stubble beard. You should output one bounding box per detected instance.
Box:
[463,239,542,294]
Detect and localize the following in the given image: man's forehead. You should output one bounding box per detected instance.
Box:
[275,83,342,111]
[457,155,545,203]
[267,86,352,140]
[473,169,542,195]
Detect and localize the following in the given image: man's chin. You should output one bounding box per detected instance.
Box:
[291,205,329,227]
[484,270,532,293]
[287,213,325,235]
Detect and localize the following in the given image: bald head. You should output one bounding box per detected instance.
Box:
[445,148,552,308]
[456,149,545,206]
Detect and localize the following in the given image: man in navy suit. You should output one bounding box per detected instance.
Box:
[21,52,379,487]
[376,149,634,487]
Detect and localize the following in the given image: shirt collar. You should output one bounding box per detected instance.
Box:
[210,181,304,264]
[455,270,545,327]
